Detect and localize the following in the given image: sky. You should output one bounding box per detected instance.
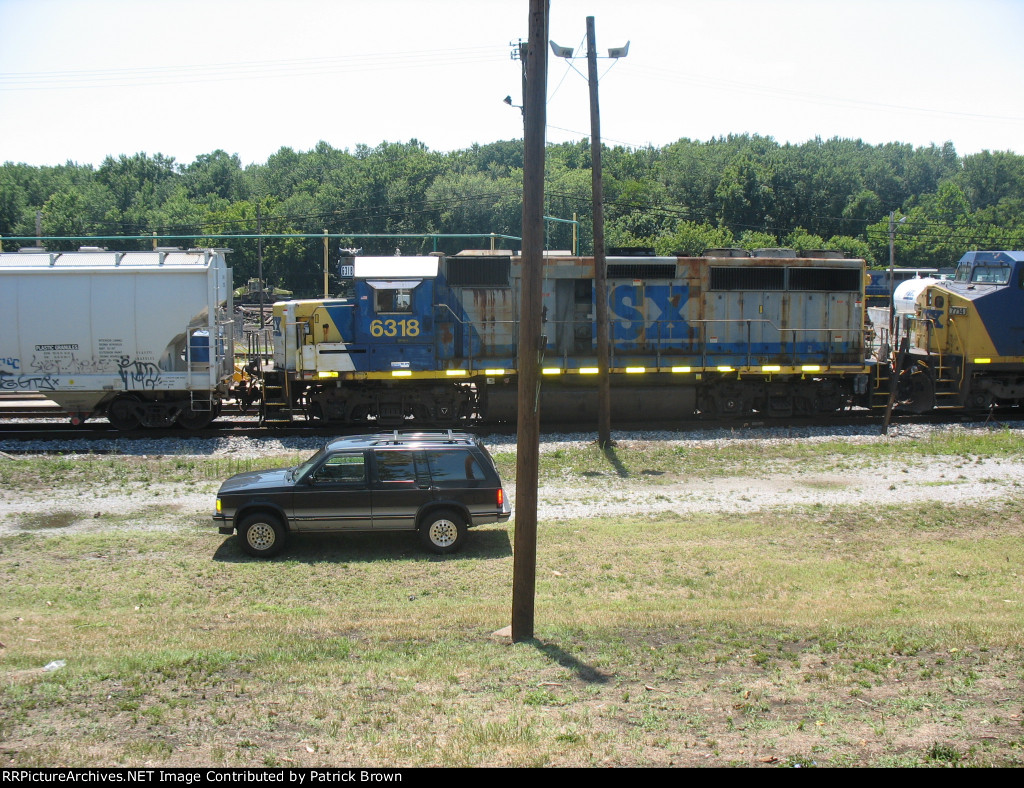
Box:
[1,0,1021,168]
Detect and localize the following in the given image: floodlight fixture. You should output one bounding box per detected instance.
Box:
[549,40,574,58]
[608,41,630,58]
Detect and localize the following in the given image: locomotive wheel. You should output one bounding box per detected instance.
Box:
[967,391,993,411]
[703,387,745,418]
[107,396,141,431]
[305,401,325,422]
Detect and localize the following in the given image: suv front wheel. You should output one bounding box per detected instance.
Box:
[239,513,286,558]
[419,510,467,555]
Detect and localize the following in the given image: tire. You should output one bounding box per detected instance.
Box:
[239,513,286,558]
[419,509,467,555]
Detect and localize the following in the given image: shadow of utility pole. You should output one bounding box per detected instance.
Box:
[603,445,629,478]
[529,639,611,684]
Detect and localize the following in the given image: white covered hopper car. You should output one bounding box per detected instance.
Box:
[0,247,235,429]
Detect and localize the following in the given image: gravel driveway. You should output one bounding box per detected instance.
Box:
[2,420,1022,536]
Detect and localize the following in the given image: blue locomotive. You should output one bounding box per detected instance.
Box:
[265,249,873,424]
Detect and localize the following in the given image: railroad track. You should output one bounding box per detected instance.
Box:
[1,406,1019,446]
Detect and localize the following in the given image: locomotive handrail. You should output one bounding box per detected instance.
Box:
[948,318,967,388]
[432,304,863,372]
[434,302,479,370]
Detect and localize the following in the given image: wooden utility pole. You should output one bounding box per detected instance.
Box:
[587,16,612,448]
[511,0,548,643]
[323,229,330,298]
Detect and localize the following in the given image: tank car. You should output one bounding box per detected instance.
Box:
[0,247,236,429]
[264,249,872,424]
[887,250,1024,412]
[865,268,939,307]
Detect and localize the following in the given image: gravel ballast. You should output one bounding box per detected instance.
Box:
[1,421,1022,535]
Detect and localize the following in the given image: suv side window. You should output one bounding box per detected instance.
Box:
[310,452,366,484]
[373,450,426,484]
[426,449,485,486]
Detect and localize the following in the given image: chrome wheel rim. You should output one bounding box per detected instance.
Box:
[428,519,457,547]
[247,522,276,551]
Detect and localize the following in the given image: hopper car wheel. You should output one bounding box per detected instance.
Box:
[239,513,286,558]
[176,406,215,430]
[419,509,467,555]
[107,397,141,431]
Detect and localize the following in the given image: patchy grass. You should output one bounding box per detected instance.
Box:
[2,428,1023,766]
[2,490,1023,767]
[487,424,1024,482]
[0,454,305,490]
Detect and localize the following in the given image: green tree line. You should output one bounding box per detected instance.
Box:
[2,135,1023,295]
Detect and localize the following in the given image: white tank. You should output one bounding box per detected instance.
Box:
[892,277,940,315]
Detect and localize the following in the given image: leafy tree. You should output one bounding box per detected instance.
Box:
[737,230,778,250]
[783,228,828,252]
[654,220,735,256]
[825,235,874,264]
[182,150,248,203]
[956,150,1024,210]
[0,168,28,239]
[40,183,115,248]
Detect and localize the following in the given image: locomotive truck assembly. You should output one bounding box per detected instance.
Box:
[2,246,1022,429]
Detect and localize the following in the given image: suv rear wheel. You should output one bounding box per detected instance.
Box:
[239,513,286,558]
[419,509,467,555]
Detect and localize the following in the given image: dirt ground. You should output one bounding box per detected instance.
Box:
[2,440,1022,533]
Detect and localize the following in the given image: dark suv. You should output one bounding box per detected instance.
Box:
[213,431,512,557]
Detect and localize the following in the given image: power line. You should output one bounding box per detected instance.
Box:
[0,46,503,91]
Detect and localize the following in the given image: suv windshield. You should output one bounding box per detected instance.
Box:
[288,448,327,482]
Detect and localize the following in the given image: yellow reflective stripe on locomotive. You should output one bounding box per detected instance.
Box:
[315,363,870,381]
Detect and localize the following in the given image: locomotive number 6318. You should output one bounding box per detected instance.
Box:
[369,319,421,338]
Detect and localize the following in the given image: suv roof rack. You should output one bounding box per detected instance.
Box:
[371,429,474,446]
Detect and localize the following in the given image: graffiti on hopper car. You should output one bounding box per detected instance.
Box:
[0,372,58,391]
[30,354,108,375]
[117,357,163,390]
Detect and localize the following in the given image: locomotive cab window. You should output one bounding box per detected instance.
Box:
[970,265,1011,285]
[375,288,413,313]
[368,279,420,314]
